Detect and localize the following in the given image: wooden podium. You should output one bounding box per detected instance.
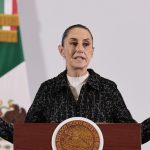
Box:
[14,123,141,150]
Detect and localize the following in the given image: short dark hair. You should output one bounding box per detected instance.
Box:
[61,24,93,46]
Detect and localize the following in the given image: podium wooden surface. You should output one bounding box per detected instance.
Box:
[14,123,141,150]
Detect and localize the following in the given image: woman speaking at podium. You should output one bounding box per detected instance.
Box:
[0,24,150,144]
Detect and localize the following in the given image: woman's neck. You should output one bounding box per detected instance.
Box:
[67,68,88,77]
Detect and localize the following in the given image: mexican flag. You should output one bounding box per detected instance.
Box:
[0,0,31,148]
[0,0,31,114]
[0,0,31,110]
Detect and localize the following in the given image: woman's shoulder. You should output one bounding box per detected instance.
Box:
[100,76,117,88]
[88,69,117,89]
[39,70,67,91]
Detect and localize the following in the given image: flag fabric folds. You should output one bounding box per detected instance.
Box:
[0,0,31,149]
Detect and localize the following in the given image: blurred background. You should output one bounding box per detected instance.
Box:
[0,0,150,149]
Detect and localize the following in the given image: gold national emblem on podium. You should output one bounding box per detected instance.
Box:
[52,117,104,150]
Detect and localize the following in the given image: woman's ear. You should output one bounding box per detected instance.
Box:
[91,46,94,57]
[58,45,65,58]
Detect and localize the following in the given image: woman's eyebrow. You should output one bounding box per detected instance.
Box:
[83,38,91,42]
[69,38,91,41]
[69,38,77,41]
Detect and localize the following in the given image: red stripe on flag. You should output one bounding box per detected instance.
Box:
[11,0,18,30]
[12,0,18,14]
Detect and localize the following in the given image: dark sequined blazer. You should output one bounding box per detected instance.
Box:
[0,69,150,144]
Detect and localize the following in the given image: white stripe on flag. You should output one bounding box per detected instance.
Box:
[3,0,12,30]
[0,62,31,111]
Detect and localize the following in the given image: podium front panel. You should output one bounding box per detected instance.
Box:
[14,123,141,150]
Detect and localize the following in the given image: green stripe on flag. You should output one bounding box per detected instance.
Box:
[0,0,4,13]
[0,27,24,77]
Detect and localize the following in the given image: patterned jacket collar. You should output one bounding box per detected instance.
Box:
[55,69,101,92]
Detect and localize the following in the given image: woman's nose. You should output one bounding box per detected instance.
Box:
[76,44,84,53]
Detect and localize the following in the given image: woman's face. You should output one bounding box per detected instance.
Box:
[59,28,94,72]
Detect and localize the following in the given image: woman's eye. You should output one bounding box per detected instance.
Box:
[70,42,78,46]
[83,43,89,48]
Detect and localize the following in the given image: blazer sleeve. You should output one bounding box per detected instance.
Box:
[0,118,13,143]
[141,117,150,144]
[112,85,150,144]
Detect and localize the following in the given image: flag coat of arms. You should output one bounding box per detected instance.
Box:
[0,0,31,149]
